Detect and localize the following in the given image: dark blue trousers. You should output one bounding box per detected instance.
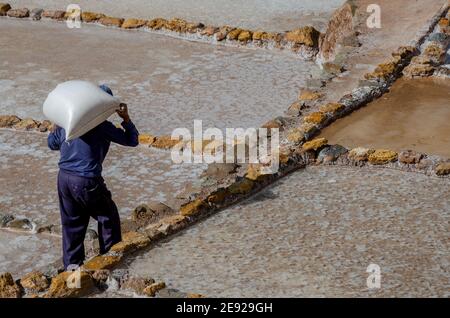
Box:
[57,170,122,269]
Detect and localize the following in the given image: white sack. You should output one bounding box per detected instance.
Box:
[43,80,120,140]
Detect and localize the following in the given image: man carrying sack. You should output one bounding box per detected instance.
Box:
[47,84,139,269]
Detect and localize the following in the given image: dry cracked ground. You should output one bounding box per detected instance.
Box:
[1,0,449,297]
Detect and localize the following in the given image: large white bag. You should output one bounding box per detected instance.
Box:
[43,80,120,140]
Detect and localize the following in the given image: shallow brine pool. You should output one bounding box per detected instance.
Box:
[9,0,345,32]
[0,19,322,135]
[120,166,450,297]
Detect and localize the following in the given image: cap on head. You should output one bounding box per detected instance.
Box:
[99,84,113,96]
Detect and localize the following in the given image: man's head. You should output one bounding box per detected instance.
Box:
[99,84,113,96]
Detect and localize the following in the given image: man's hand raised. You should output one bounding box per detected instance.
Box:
[117,103,130,123]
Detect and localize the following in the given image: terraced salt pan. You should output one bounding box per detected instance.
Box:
[121,166,450,297]
[0,129,206,227]
[0,19,322,135]
[321,78,450,157]
[9,0,345,31]
[0,230,61,277]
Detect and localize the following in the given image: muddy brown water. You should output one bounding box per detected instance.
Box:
[321,78,450,157]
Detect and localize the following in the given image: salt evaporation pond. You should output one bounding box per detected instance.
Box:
[120,166,450,297]
[321,78,450,157]
[0,129,206,227]
[0,19,322,135]
[9,0,345,31]
[0,230,61,278]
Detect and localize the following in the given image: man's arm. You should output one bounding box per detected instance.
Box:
[103,103,139,147]
[47,125,62,150]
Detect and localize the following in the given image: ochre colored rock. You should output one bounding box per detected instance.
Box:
[42,10,65,20]
[238,30,252,42]
[143,281,166,297]
[110,231,150,254]
[438,17,449,30]
[147,18,168,30]
[122,18,147,29]
[285,26,320,47]
[318,2,354,61]
[298,90,323,101]
[322,62,345,74]
[227,178,254,195]
[13,118,39,130]
[364,60,399,80]
[20,271,49,292]
[319,102,345,115]
[138,134,156,145]
[262,32,282,42]
[7,8,29,18]
[302,138,328,151]
[252,31,267,41]
[303,112,327,125]
[45,271,94,298]
[0,115,21,128]
[152,135,181,149]
[398,150,423,164]
[435,163,450,176]
[227,28,242,40]
[83,255,122,271]
[0,3,11,16]
[287,128,305,144]
[99,16,124,27]
[0,272,21,298]
[348,147,374,162]
[180,198,207,217]
[81,11,105,22]
[164,18,189,32]
[368,149,398,165]
[207,188,229,204]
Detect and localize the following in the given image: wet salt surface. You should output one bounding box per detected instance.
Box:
[0,129,206,227]
[0,19,322,135]
[9,0,345,32]
[321,78,450,157]
[122,166,450,297]
[0,230,61,278]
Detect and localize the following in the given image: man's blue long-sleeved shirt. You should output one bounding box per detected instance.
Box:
[48,120,139,177]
